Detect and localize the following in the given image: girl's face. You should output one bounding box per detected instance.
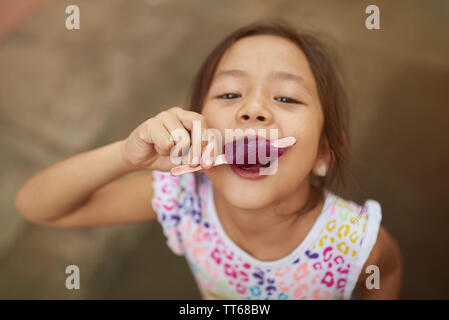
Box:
[201,35,327,209]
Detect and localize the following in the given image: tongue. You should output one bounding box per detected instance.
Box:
[224,136,284,166]
[237,164,262,172]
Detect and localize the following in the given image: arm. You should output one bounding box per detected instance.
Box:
[14,107,213,229]
[355,225,403,299]
[14,140,157,228]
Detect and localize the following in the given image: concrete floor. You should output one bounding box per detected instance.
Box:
[0,0,448,299]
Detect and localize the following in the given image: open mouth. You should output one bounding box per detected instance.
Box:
[223,135,282,178]
[232,160,272,171]
[229,159,275,179]
[224,135,283,166]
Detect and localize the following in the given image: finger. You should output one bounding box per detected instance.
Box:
[159,111,191,164]
[188,114,203,167]
[147,118,175,156]
[201,134,218,170]
[170,108,208,164]
[186,147,200,167]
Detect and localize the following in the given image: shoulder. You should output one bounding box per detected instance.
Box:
[151,171,202,255]
[151,170,198,203]
[361,225,402,277]
[151,170,202,212]
[356,224,403,298]
[346,196,400,282]
[326,193,402,298]
[151,171,205,223]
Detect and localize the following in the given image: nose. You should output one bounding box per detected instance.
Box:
[236,97,274,126]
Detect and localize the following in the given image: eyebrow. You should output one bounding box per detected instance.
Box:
[270,70,306,86]
[214,69,248,80]
[214,69,306,86]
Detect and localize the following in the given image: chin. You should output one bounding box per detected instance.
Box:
[208,165,280,209]
[224,186,274,209]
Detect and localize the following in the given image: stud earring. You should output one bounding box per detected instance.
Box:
[316,163,327,177]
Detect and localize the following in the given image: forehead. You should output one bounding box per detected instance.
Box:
[214,34,314,80]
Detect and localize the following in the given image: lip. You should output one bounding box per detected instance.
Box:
[227,135,286,180]
[229,134,270,147]
[229,164,268,180]
[224,135,283,164]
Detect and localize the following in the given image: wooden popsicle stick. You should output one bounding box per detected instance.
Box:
[170,154,226,176]
[170,136,296,176]
[271,136,296,148]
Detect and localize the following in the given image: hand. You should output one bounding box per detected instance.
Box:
[120,106,218,172]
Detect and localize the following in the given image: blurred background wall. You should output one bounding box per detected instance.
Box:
[0,0,448,299]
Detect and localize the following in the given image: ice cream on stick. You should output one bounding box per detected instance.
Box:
[170,136,296,176]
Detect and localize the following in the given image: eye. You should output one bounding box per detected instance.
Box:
[274,96,303,104]
[217,93,241,99]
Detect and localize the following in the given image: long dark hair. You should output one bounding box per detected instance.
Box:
[186,20,354,214]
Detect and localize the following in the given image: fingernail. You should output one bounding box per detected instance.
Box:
[192,156,199,164]
[205,158,212,166]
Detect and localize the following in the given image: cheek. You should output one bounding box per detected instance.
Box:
[288,138,319,176]
[278,124,322,183]
[201,103,217,125]
[286,111,322,160]
[293,132,320,161]
[276,151,312,187]
[202,107,233,138]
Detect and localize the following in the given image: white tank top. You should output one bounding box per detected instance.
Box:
[151,170,382,300]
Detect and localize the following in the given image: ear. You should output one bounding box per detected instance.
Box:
[313,135,332,177]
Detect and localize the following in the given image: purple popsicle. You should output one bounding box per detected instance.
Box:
[224,136,284,166]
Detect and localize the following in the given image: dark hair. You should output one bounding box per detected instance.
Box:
[186,20,353,214]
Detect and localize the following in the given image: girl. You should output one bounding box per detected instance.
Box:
[14,21,402,300]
